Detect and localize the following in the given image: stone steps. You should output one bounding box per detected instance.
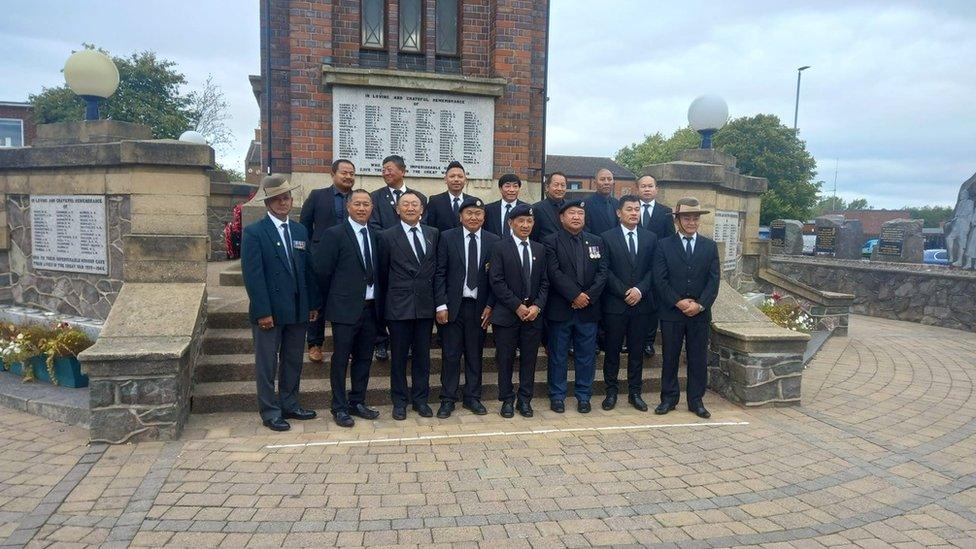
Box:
[191,369,680,414]
[202,328,496,354]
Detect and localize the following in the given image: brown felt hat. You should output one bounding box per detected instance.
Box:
[672,197,711,216]
[255,174,301,201]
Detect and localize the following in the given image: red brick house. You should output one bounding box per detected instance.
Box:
[256,0,550,200]
[0,101,35,148]
[827,209,911,238]
[545,155,637,197]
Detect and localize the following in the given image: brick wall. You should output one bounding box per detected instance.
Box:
[0,105,36,147]
[260,0,549,183]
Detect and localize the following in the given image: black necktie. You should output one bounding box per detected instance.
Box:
[573,234,586,287]
[684,236,694,259]
[360,228,374,286]
[504,204,512,236]
[520,241,531,299]
[393,189,402,205]
[410,227,424,261]
[453,196,461,216]
[628,231,637,260]
[466,233,478,291]
[642,204,652,228]
[281,222,294,274]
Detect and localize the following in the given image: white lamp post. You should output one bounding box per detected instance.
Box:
[63,50,120,121]
[178,130,208,145]
[687,95,729,149]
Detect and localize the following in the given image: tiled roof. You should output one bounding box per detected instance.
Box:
[546,155,636,180]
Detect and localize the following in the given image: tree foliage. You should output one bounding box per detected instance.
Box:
[30,45,231,148]
[615,114,820,224]
[811,196,872,216]
[905,205,954,228]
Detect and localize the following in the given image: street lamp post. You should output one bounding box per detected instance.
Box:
[688,95,729,149]
[63,50,120,121]
[793,65,810,130]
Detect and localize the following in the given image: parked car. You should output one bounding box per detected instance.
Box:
[924,249,949,265]
[862,238,879,257]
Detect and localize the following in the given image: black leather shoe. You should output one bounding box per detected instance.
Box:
[601,393,617,411]
[437,402,454,419]
[516,400,534,417]
[690,404,711,419]
[413,403,434,417]
[577,400,591,414]
[350,404,379,420]
[550,400,565,413]
[654,401,676,415]
[333,411,354,428]
[392,406,407,421]
[262,417,290,431]
[629,393,649,412]
[643,344,654,357]
[374,344,389,361]
[283,407,317,421]
[500,401,514,418]
[462,400,487,415]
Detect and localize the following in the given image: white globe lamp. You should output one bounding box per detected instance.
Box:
[179,130,208,145]
[63,50,120,120]
[687,95,729,149]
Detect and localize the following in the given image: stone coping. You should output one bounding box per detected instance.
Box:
[712,321,810,342]
[0,304,103,340]
[323,65,508,97]
[0,370,89,427]
[770,254,976,281]
[210,181,257,196]
[0,139,214,170]
[643,160,767,194]
[756,267,854,306]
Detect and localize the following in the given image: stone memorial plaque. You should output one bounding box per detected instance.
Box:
[877,226,905,256]
[30,195,108,275]
[770,220,786,247]
[333,85,495,179]
[815,226,837,254]
[712,210,741,271]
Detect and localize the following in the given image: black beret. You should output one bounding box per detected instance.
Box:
[559,199,585,214]
[508,203,534,219]
[458,197,485,212]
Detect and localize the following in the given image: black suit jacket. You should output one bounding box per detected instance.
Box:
[530,197,563,242]
[377,223,439,321]
[600,226,657,316]
[300,185,344,244]
[312,221,381,325]
[542,230,608,323]
[426,191,473,233]
[488,237,548,327]
[368,186,429,231]
[434,228,499,321]
[483,199,527,236]
[641,201,676,240]
[653,233,720,323]
[583,193,620,236]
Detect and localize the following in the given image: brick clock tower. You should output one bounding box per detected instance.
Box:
[257,0,550,202]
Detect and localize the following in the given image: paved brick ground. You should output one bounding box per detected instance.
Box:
[2,315,975,547]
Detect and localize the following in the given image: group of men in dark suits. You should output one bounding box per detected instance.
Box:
[241,158,720,431]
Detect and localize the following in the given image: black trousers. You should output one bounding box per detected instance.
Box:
[493,322,541,403]
[644,310,660,348]
[660,319,709,406]
[329,302,377,414]
[440,299,486,403]
[603,312,649,395]
[388,318,434,407]
[252,321,307,421]
[306,299,327,348]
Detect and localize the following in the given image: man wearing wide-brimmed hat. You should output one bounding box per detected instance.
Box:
[652,197,720,419]
[241,174,321,432]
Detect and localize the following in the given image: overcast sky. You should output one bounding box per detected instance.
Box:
[2,0,973,208]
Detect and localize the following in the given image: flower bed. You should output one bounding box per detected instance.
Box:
[0,322,93,387]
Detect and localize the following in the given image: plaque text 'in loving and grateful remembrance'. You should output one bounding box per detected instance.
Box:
[332,86,495,179]
[30,195,108,275]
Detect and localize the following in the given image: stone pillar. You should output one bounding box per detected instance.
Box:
[770,219,803,255]
[871,218,923,263]
[0,120,213,443]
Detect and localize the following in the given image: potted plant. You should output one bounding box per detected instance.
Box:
[35,322,93,388]
[0,324,39,377]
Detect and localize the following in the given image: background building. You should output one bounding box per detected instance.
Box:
[826,209,910,239]
[545,154,637,197]
[256,0,550,202]
[0,101,35,148]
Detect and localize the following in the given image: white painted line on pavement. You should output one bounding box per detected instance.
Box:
[265,420,750,449]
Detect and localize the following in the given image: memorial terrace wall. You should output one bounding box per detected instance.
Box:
[768,255,976,332]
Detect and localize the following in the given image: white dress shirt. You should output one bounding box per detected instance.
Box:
[640,200,656,226]
[436,228,482,312]
[267,212,293,263]
[348,217,375,300]
[680,231,698,254]
[501,199,518,229]
[512,234,532,275]
[400,220,425,257]
[620,224,639,248]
